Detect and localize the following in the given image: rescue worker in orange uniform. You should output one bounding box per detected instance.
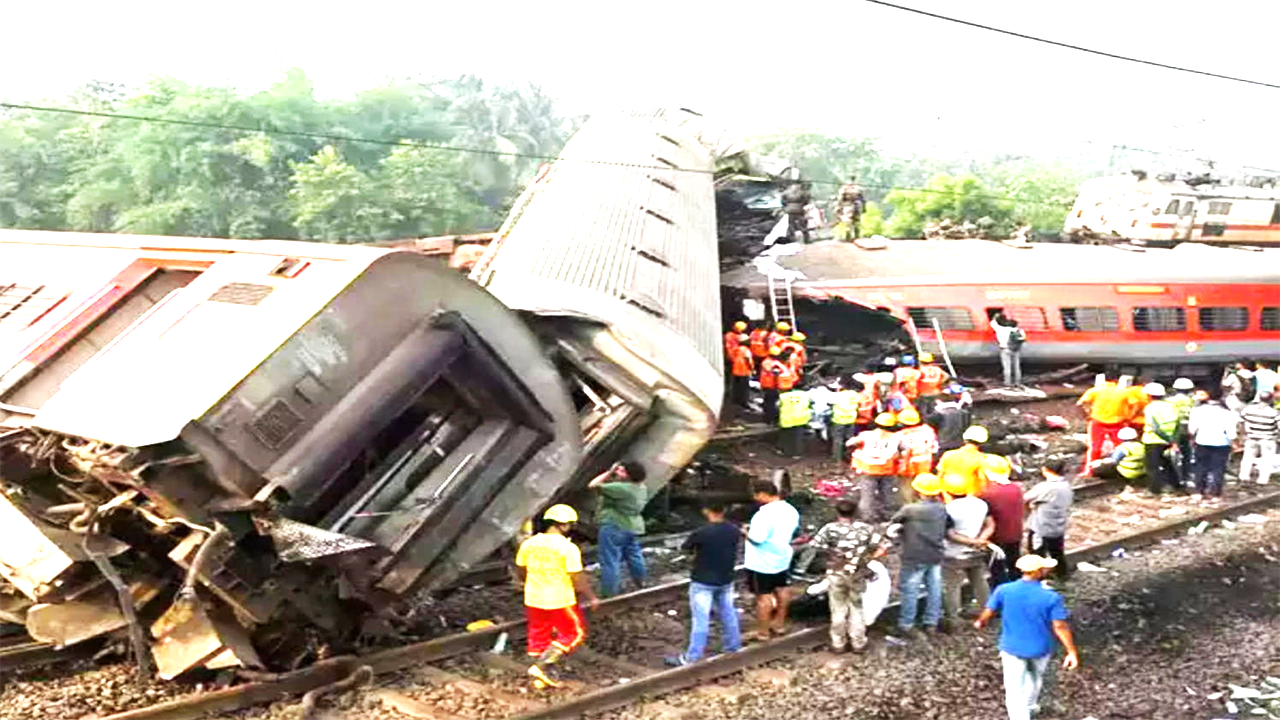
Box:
[936,426,990,497]
[916,352,949,402]
[874,372,915,418]
[894,355,923,401]
[780,332,807,379]
[766,321,791,353]
[895,408,939,503]
[1124,380,1150,433]
[729,334,754,409]
[759,346,788,425]
[846,413,906,521]
[724,321,747,388]
[854,378,878,434]
[748,325,770,361]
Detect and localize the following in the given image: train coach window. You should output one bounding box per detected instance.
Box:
[907,306,975,331]
[1059,306,1119,332]
[1262,307,1280,331]
[1132,306,1186,332]
[1164,200,1180,215]
[1198,307,1249,331]
[998,306,1049,331]
[1207,201,1233,215]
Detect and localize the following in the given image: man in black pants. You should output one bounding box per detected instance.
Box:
[1024,457,1073,580]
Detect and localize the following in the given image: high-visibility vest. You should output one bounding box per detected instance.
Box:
[779,341,807,368]
[894,367,922,399]
[896,425,938,474]
[1117,441,1146,480]
[730,346,754,377]
[851,429,900,475]
[749,329,769,358]
[918,364,947,396]
[778,390,812,428]
[767,331,786,350]
[759,358,786,390]
[724,331,741,358]
[776,363,799,391]
[1142,400,1180,444]
[831,390,860,425]
[1168,393,1194,427]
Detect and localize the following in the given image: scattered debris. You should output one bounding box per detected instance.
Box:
[1076,562,1109,573]
[1238,514,1269,524]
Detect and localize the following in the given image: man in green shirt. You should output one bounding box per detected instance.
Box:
[589,461,649,596]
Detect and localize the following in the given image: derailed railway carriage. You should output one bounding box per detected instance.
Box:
[0,109,724,678]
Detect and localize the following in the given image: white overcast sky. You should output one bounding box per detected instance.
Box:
[4,0,1279,174]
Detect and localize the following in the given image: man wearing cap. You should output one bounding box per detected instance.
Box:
[759,347,788,425]
[1087,427,1146,485]
[847,413,907,521]
[1168,378,1197,484]
[729,334,755,409]
[941,474,994,626]
[975,555,1079,720]
[724,321,747,378]
[767,321,791,353]
[937,426,990,496]
[890,473,950,638]
[516,504,600,688]
[1141,383,1182,495]
[1024,458,1073,579]
[979,455,1025,587]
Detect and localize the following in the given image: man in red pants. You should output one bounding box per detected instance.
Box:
[1077,373,1132,464]
[516,504,599,688]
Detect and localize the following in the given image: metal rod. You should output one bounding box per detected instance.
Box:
[931,318,958,378]
[82,536,154,681]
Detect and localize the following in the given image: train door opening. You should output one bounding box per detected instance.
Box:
[1173,198,1197,241]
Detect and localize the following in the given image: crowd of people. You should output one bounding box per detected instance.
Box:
[1079,362,1279,495]
[510,329,1277,717]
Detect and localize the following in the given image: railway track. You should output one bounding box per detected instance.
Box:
[89,488,1280,720]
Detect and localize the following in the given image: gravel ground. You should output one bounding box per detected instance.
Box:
[602,505,1280,720]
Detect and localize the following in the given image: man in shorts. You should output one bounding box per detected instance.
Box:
[742,480,800,640]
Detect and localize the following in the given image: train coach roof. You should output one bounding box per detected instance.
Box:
[722,239,1280,289]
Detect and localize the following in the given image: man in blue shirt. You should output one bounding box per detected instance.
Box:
[975,555,1080,720]
[743,480,800,641]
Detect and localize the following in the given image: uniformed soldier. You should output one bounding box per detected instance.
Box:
[781,181,812,244]
[831,175,865,241]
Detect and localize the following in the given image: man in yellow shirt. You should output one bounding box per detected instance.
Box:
[936,426,990,496]
[1077,373,1132,465]
[516,505,599,687]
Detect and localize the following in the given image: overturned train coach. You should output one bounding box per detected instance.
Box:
[0,109,722,678]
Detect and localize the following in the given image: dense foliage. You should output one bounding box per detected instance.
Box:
[747,131,1081,237]
[0,72,577,242]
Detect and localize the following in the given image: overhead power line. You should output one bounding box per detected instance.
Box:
[0,101,1068,207]
[861,0,1280,90]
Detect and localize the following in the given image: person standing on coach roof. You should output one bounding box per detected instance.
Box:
[1024,457,1072,580]
[667,500,742,666]
[516,504,599,689]
[588,462,648,597]
[975,554,1079,720]
[743,480,800,640]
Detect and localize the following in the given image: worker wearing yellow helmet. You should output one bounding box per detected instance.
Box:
[936,425,990,496]
[767,321,791,354]
[890,473,947,634]
[916,351,950,399]
[724,322,749,386]
[516,504,598,688]
[759,346,788,424]
[938,473,994,627]
[846,412,907,521]
[979,454,1025,587]
[778,332,807,374]
[894,407,939,503]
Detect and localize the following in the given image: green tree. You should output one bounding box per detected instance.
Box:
[288,145,381,241]
[860,201,888,236]
[883,174,1014,238]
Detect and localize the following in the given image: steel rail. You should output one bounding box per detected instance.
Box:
[94,490,1280,720]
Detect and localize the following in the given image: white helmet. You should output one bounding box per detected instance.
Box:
[1143,382,1166,397]
[875,372,895,383]
[1172,377,1194,390]
[1118,427,1138,441]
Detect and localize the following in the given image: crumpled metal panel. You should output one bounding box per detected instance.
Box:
[262,516,378,562]
[474,109,723,415]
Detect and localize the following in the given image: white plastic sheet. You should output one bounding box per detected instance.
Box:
[862,560,891,626]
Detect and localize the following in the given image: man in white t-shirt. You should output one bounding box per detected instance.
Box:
[990,314,1025,388]
[941,473,994,626]
[1254,360,1277,402]
[743,480,800,640]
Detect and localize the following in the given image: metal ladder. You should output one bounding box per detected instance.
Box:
[907,316,956,377]
[767,274,797,332]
